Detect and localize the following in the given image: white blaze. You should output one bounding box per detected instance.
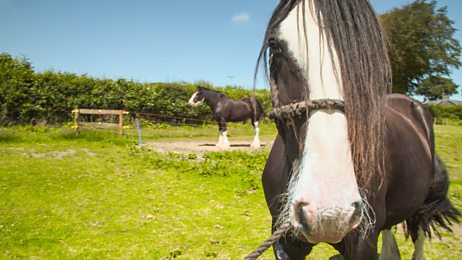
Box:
[188,91,203,106]
[278,1,344,100]
[279,0,361,223]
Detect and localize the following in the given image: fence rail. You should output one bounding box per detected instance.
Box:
[72,109,129,135]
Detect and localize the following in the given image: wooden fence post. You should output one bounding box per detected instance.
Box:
[72,109,80,134]
[118,110,124,135]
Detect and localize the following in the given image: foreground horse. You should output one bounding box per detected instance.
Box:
[257,0,460,259]
[188,86,265,148]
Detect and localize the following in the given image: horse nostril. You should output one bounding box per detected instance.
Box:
[351,201,363,218]
[298,204,308,227]
[352,201,362,209]
[293,201,311,230]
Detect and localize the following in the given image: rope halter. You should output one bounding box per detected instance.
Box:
[268,98,345,120]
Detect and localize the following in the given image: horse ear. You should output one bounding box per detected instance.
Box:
[197,86,203,91]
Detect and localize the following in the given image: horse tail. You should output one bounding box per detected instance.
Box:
[405,154,461,240]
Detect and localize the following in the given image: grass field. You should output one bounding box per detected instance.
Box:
[0,123,460,259]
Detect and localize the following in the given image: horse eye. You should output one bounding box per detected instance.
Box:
[268,37,277,46]
[268,38,282,54]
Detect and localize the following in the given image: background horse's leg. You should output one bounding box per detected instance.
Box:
[216,132,223,147]
[379,229,401,260]
[216,120,230,148]
[250,121,261,148]
[216,128,223,147]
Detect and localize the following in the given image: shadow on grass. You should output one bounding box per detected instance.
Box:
[0,131,22,143]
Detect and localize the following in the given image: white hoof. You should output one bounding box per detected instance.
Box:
[217,143,230,149]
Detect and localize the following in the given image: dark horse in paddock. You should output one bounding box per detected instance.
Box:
[256,0,460,259]
[188,86,265,148]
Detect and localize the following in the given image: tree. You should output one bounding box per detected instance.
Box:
[380,0,461,99]
[415,76,458,100]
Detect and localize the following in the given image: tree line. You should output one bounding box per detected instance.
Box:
[1,0,461,126]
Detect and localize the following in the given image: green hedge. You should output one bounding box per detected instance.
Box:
[0,53,271,126]
[426,105,462,123]
[5,53,462,126]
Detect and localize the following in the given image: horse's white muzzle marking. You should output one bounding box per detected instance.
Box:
[287,111,363,243]
[291,201,362,243]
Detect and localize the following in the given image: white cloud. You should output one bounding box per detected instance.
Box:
[231,12,250,23]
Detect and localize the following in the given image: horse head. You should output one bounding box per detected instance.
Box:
[188,86,206,107]
[258,0,391,244]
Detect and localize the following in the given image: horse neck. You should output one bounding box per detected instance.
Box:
[279,0,343,100]
[203,92,225,109]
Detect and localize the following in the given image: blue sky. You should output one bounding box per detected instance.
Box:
[1,0,461,100]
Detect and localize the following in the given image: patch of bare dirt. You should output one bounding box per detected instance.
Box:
[53,149,76,160]
[20,149,82,159]
[145,140,274,156]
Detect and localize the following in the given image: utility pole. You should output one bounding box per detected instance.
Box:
[227,75,235,86]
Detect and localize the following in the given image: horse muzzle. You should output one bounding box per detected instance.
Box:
[291,201,362,243]
[188,99,204,107]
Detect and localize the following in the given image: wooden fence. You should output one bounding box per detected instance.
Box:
[72,109,130,135]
